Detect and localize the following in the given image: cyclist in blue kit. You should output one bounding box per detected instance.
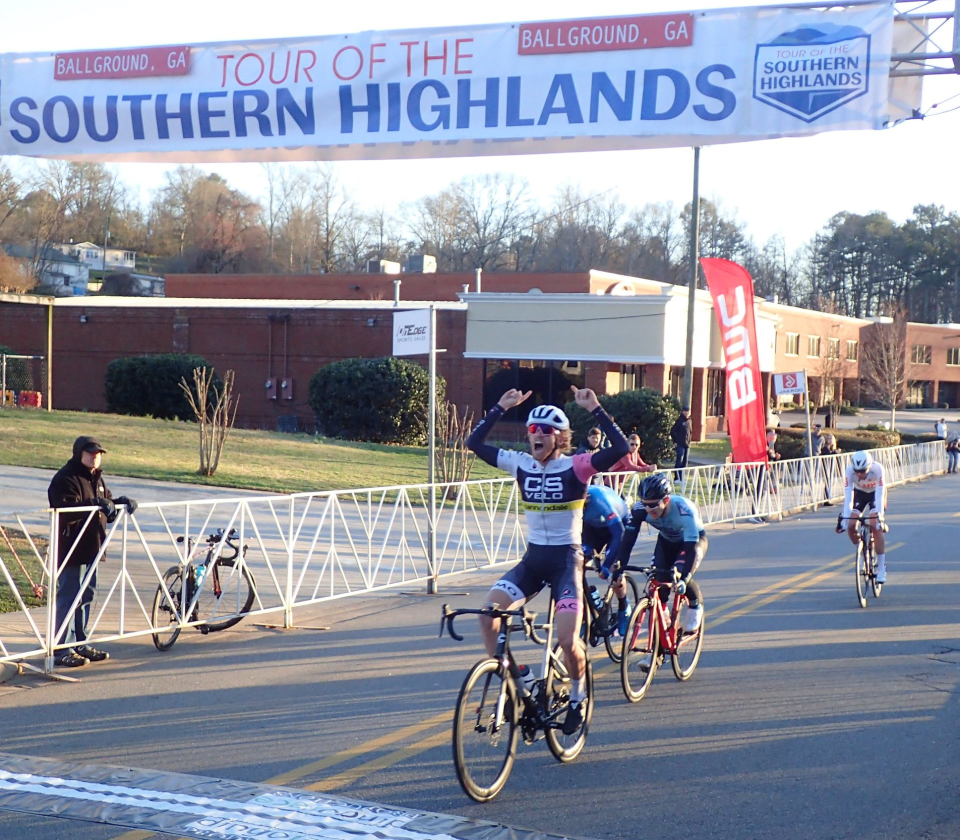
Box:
[467,386,629,735]
[614,473,706,669]
[582,484,633,635]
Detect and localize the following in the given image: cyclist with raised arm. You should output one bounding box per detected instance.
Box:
[836,450,888,582]
[614,473,706,669]
[582,484,633,635]
[467,387,629,735]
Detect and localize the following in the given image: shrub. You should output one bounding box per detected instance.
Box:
[774,426,899,459]
[898,432,940,445]
[105,354,217,420]
[565,388,679,466]
[309,356,444,445]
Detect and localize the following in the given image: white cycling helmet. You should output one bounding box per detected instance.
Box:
[850,450,873,472]
[526,404,570,431]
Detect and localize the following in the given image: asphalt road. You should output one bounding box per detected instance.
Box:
[0,475,958,840]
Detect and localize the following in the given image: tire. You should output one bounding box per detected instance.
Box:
[544,650,592,763]
[603,573,641,664]
[621,597,659,703]
[870,544,882,598]
[671,596,705,681]
[452,659,518,803]
[855,540,868,608]
[151,566,184,652]
[197,558,256,632]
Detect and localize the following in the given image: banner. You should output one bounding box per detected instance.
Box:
[0,2,895,162]
[701,258,767,464]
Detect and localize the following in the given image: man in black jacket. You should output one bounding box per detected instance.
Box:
[671,407,693,476]
[47,436,137,668]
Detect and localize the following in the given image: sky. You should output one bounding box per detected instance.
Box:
[0,0,958,252]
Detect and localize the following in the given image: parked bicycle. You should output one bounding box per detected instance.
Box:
[582,549,640,664]
[151,528,257,651]
[620,565,705,702]
[439,599,594,802]
[841,509,887,608]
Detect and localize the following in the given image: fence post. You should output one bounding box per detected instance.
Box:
[44,510,58,674]
[285,496,295,629]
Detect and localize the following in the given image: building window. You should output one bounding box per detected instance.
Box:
[668,367,684,401]
[619,364,645,392]
[947,347,960,366]
[482,359,585,418]
[784,333,799,355]
[807,336,821,358]
[827,338,840,359]
[911,344,932,364]
[706,368,725,417]
[846,340,858,361]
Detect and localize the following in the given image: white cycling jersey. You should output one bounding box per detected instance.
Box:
[842,461,886,519]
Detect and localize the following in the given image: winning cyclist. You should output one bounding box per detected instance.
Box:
[614,473,707,669]
[582,484,633,635]
[467,387,629,735]
[836,450,888,583]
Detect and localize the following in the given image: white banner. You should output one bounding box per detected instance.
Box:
[392,309,431,356]
[0,3,895,162]
[774,371,807,395]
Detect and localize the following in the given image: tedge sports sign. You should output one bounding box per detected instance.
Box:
[392,309,430,356]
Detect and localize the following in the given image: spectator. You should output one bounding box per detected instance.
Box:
[946,428,960,474]
[607,434,656,492]
[820,433,840,504]
[823,403,834,429]
[671,406,692,476]
[575,427,604,456]
[935,418,947,440]
[765,427,780,462]
[804,423,824,457]
[47,436,137,668]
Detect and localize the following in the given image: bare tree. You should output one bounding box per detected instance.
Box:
[259,163,306,264]
[0,251,34,293]
[859,307,908,429]
[434,401,476,491]
[179,368,238,476]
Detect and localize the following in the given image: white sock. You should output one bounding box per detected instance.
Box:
[877,553,886,568]
[570,678,586,703]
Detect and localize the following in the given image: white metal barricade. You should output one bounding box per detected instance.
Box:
[0,441,945,672]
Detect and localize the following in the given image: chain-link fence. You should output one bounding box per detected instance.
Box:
[0,354,46,408]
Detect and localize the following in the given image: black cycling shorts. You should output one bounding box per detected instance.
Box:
[491,544,583,612]
[852,488,876,513]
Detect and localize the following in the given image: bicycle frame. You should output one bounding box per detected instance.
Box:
[642,573,686,657]
[165,531,243,628]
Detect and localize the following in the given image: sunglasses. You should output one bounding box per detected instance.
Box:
[641,499,664,509]
[527,423,559,435]
[853,468,867,474]
[629,442,640,447]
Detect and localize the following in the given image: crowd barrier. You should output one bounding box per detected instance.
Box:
[0,441,945,673]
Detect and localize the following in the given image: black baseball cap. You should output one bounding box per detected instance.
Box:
[73,436,106,457]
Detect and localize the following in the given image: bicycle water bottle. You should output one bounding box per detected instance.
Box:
[589,585,603,614]
[517,665,537,697]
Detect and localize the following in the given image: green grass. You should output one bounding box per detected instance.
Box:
[690,438,732,463]
[0,530,46,613]
[0,408,499,494]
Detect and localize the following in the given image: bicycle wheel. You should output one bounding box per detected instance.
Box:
[603,573,641,664]
[197,559,256,632]
[544,651,593,763]
[452,659,518,802]
[621,597,659,703]
[151,566,184,652]
[671,596,705,681]
[870,540,882,598]
[855,540,868,608]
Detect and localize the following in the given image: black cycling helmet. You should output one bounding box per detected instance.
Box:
[640,473,672,502]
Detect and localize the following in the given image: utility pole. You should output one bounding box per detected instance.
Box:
[681,147,701,414]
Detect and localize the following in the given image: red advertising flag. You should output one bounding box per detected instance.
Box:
[701,258,768,464]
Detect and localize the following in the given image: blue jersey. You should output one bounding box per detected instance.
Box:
[583,485,628,529]
[633,494,704,543]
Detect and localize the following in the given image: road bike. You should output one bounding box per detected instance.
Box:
[151,528,257,651]
[620,565,705,702]
[840,509,886,608]
[439,599,594,802]
[582,549,640,664]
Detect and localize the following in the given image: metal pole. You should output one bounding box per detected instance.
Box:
[1,354,6,407]
[682,147,701,415]
[45,302,53,411]
[427,305,438,595]
[803,368,814,457]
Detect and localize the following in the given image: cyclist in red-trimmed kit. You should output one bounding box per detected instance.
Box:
[466,387,629,735]
[836,450,888,582]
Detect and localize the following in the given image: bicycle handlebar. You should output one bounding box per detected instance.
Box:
[621,564,682,583]
[439,604,540,643]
